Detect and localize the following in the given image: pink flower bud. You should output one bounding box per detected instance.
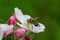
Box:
[15,27,26,38]
[8,15,16,25]
[25,35,30,40]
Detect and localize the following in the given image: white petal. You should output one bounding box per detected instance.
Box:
[17,22,28,30]
[14,7,23,15]
[0,29,3,40]
[14,7,27,24]
[38,23,45,30]
[29,23,45,33]
[24,15,31,19]
[0,24,14,32]
[0,24,14,40]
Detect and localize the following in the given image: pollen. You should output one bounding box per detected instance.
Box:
[26,22,30,28]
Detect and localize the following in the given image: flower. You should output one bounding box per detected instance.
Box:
[8,15,16,25]
[0,24,14,40]
[15,27,26,38]
[29,23,45,33]
[14,7,45,33]
[0,14,16,40]
[25,35,30,40]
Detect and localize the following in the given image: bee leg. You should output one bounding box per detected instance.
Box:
[31,24,33,30]
[39,23,41,27]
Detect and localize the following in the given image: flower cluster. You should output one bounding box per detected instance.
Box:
[0,7,45,40]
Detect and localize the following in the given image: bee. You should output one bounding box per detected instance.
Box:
[27,18,40,27]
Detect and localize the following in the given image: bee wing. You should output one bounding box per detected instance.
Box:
[29,23,45,33]
[14,7,27,24]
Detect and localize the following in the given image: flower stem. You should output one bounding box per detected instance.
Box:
[13,25,16,40]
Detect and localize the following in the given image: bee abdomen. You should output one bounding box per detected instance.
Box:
[32,20,39,26]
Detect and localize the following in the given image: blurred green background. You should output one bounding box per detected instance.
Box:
[0,0,60,40]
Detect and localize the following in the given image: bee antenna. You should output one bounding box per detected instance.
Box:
[34,17,40,20]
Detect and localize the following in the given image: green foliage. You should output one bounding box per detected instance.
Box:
[0,0,60,40]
